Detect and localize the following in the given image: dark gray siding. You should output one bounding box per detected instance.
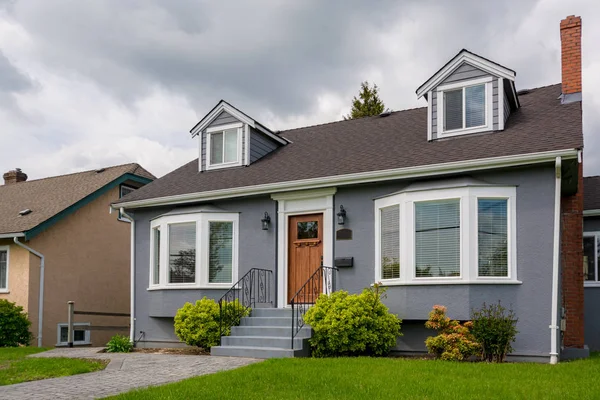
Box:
[584,217,600,351]
[504,88,511,124]
[334,166,556,359]
[200,111,245,171]
[250,127,279,163]
[431,62,500,140]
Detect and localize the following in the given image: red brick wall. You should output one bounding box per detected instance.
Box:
[560,16,582,95]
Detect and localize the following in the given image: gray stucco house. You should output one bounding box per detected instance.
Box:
[114,16,587,363]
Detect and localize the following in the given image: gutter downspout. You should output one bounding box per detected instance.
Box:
[13,237,45,348]
[550,156,562,364]
[120,208,135,343]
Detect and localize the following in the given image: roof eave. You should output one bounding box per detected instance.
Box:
[0,232,25,239]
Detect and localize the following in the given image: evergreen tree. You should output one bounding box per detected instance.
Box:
[345,81,385,120]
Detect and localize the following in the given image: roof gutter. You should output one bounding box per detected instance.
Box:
[119,208,136,344]
[12,238,45,348]
[114,148,579,210]
[0,232,25,239]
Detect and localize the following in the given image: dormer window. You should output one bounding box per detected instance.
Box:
[437,77,493,137]
[206,123,243,170]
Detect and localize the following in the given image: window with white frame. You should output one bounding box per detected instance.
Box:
[438,77,493,137]
[584,232,600,284]
[206,123,243,170]
[57,323,90,346]
[118,185,136,221]
[0,246,8,292]
[150,212,239,289]
[374,185,517,284]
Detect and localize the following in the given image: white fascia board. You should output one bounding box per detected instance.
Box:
[190,102,255,138]
[417,52,516,99]
[0,232,25,239]
[116,148,579,209]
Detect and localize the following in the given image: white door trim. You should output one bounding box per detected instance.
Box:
[272,188,336,307]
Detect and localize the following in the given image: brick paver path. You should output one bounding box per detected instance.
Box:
[2,347,259,399]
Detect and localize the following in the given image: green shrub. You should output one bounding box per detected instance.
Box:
[0,299,32,347]
[174,297,249,350]
[424,305,480,361]
[106,334,133,353]
[303,284,401,357]
[471,301,518,363]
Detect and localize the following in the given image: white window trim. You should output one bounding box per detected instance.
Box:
[205,122,244,171]
[0,245,9,293]
[118,185,136,222]
[584,231,600,287]
[374,186,518,286]
[437,76,494,138]
[56,322,91,346]
[149,212,239,290]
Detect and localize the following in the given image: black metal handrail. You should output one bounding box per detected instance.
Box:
[290,264,338,349]
[219,268,274,340]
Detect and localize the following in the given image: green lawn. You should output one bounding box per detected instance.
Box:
[110,355,600,400]
[0,347,106,386]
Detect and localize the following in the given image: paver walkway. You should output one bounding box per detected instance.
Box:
[2,347,259,399]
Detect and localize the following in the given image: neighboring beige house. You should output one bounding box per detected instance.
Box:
[0,164,154,347]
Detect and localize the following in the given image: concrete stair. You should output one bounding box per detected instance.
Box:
[211,308,311,359]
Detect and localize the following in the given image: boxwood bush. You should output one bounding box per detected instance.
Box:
[303,284,401,357]
[0,299,33,347]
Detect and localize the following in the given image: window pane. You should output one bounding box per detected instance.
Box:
[153,227,160,285]
[297,221,318,239]
[466,84,486,128]
[381,206,400,279]
[74,329,86,342]
[444,89,463,131]
[0,250,6,289]
[210,132,224,164]
[60,326,68,343]
[415,200,460,277]
[59,326,86,343]
[209,222,233,283]
[224,129,238,163]
[478,199,508,277]
[168,223,196,284]
[584,236,595,281]
[120,186,135,198]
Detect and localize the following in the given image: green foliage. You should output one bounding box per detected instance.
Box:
[303,284,401,357]
[174,297,249,349]
[344,81,386,120]
[425,305,480,361]
[0,299,33,347]
[470,301,518,363]
[106,335,133,353]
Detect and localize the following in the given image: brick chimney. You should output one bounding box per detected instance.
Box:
[560,15,582,102]
[3,168,28,185]
[560,15,585,352]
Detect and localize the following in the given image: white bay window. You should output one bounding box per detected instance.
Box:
[375,184,517,285]
[150,212,239,289]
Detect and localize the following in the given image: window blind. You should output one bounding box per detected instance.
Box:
[584,236,596,281]
[224,129,238,163]
[209,221,233,283]
[415,200,460,277]
[0,250,6,289]
[465,84,486,128]
[477,199,508,277]
[380,205,400,279]
[152,227,160,285]
[444,89,463,131]
[168,223,196,284]
[210,132,224,164]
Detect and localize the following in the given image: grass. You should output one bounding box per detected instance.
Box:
[0,347,106,386]
[109,355,600,400]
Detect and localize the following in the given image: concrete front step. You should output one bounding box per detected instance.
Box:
[250,308,293,318]
[240,317,293,327]
[230,325,312,338]
[211,345,300,359]
[221,335,305,349]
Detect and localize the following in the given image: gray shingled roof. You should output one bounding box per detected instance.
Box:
[0,163,155,235]
[584,176,600,211]
[117,84,582,205]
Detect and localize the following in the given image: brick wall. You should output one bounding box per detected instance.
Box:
[560,16,582,95]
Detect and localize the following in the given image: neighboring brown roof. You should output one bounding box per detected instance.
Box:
[0,163,155,235]
[118,84,582,205]
[584,176,600,211]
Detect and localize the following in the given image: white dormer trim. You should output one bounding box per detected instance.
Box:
[417,50,515,99]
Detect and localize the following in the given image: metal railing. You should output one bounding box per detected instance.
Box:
[65,301,130,347]
[218,268,274,340]
[290,264,337,349]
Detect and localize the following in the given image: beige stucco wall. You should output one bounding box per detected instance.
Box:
[18,186,132,347]
[0,239,32,311]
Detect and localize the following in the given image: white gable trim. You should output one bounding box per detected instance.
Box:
[417,51,515,99]
[427,91,432,141]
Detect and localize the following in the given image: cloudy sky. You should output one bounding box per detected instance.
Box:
[0,0,598,180]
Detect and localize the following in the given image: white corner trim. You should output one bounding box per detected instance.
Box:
[498,77,505,131]
[550,156,561,364]
[116,148,579,210]
[427,91,432,141]
[206,122,243,133]
[0,245,9,291]
[244,124,250,166]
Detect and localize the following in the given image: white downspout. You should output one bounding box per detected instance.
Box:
[550,156,562,364]
[120,208,136,343]
[13,237,45,348]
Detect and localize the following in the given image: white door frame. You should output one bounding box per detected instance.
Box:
[271,188,336,308]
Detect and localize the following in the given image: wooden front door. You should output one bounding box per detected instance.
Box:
[288,213,323,303]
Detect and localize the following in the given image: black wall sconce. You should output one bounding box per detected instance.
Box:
[261,212,271,230]
[337,205,347,225]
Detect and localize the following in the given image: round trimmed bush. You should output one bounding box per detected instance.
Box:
[303,285,401,357]
[0,299,33,347]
